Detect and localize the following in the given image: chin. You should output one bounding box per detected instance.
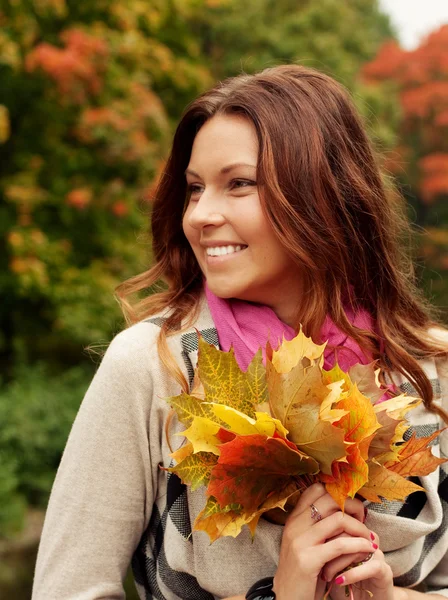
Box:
[206,280,249,300]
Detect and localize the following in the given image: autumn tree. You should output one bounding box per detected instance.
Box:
[363,25,448,318]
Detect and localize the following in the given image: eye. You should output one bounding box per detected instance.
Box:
[230,179,257,191]
[186,183,204,198]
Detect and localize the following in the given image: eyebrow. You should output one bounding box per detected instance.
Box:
[185,162,257,177]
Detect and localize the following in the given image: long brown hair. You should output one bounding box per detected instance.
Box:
[116,64,448,421]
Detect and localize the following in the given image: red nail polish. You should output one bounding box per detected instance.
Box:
[372,542,379,550]
[370,532,375,541]
[335,575,345,585]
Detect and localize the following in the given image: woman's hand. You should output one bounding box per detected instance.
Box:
[273,483,376,600]
[325,537,395,600]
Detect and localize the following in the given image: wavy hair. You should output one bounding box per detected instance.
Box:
[116,64,448,421]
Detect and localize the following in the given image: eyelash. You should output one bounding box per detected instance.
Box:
[187,179,257,196]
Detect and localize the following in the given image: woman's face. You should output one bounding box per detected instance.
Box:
[182,114,302,324]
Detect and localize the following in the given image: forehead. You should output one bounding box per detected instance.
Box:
[188,114,258,169]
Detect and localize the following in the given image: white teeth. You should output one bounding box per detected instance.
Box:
[206,245,244,257]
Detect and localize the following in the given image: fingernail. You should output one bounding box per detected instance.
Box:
[364,507,368,522]
[372,543,379,550]
[370,532,375,541]
[335,575,345,585]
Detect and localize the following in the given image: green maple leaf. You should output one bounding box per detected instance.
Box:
[169,452,218,491]
[197,336,267,417]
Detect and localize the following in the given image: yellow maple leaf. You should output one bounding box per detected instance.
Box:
[170,441,194,463]
[181,416,222,455]
[267,359,347,474]
[320,380,348,423]
[323,364,351,390]
[374,393,421,420]
[194,497,248,543]
[208,403,289,438]
[166,392,219,427]
[335,384,382,444]
[271,329,327,374]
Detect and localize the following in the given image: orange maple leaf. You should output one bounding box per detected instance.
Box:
[320,445,369,510]
[359,462,424,503]
[385,429,447,477]
[207,434,318,513]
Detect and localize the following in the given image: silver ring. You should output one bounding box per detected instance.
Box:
[310,503,322,523]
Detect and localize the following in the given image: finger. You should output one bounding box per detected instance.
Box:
[370,529,380,547]
[302,494,365,524]
[333,555,393,589]
[301,511,374,547]
[322,548,374,583]
[343,497,366,523]
[314,536,375,570]
[289,482,327,519]
[278,536,374,584]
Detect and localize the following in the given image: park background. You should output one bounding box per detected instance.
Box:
[0,0,447,598]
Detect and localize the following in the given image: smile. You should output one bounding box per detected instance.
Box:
[205,245,247,257]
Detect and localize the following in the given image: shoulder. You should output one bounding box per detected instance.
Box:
[95,320,164,391]
[427,325,448,348]
[102,294,217,381]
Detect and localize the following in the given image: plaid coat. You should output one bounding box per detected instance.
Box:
[32,296,448,599]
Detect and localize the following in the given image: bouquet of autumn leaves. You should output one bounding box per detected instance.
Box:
[166,331,446,543]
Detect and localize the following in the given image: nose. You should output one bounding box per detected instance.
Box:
[185,189,226,230]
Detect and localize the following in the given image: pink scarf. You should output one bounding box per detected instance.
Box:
[205,284,375,372]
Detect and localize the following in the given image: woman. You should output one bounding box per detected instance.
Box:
[32,65,448,600]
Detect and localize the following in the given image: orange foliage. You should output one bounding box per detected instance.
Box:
[420,174,448,204]
[74,81,167,165]
[435,109,448,127]
[401,81,448,119]
[418,153,448,203]
[78,107,131,138]
[363,25,448,203]
[364,26,448,88]
[65,187,92,209]
[362,40,405,82]
[25,28,108,103]
[419,153,448,173]
[111,201,128,217]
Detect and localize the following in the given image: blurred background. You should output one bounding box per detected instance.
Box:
[0,0,447,597]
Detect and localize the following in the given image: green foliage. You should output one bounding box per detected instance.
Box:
[0,363,93,536]
[0,451,25,536]
[190,0,393,84]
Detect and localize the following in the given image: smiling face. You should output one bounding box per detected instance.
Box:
[182,114,302,325]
